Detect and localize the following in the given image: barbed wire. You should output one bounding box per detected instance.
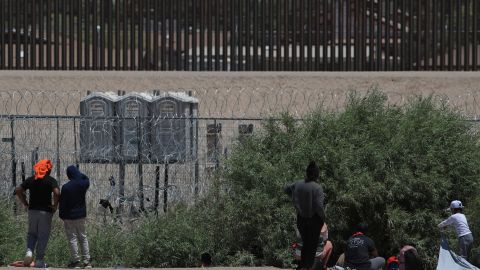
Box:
[2,89,480,119]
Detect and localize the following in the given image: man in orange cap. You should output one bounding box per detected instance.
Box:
[15,159,60,268]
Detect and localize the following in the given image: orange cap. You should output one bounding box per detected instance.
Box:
[33,159,53,180]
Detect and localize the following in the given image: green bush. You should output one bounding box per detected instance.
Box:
[220,90,480,268]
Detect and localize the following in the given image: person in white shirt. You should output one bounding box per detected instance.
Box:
[438,200,474,260]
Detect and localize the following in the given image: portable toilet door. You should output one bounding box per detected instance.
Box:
[116,93,152,163]
[151,92,198,163]
[79,92,119,163]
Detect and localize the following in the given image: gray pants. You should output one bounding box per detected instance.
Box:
[369,257,386,270]
[27,210,53,261]
[459,233,474,260]
[63,218,90,263]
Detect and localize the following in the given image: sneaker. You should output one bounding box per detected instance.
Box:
[23,249,33,266]
[34,260,48,268]
[67,261,81,269]
[83,261,92,269]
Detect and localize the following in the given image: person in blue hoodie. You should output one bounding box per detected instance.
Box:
[59,166,91,269]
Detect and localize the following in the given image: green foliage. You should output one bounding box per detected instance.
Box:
[1,90,479,269]
[220,90,480,268]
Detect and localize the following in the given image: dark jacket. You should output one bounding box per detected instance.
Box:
[59,166,90,220]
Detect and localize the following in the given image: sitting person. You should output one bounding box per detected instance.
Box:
[398,244,423,270]
[319,223,333,269]
[344,223,385,270]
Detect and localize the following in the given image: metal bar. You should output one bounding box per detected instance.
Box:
[299,0,304,71]
[369,0,374,70]
[315,0,320,70]
[32,0,37,69]
[424,0,429,70]
[115,0,120,70]
[8,0,14,69]
[100,0,106,70]
[215,0,220,70]
[401,0,405,70]
[10,118,16,214]
[62,0,67,69]
[306,0,312,70]
[223,0,228,71]
[331,0,336,71]
[176,0,182,70]
[154,0,159,70]
[145,0,151,70]
[73,117,78,167]
[261,0,267,70]
[292,0,297,70]
[92,0,97,69]
[155,165,160,215]
[138,0,144,70]
[56,118,60,183]
[276,0,282,70]
[408,0,413,70]
[85,0,91,69]
[465,0,469,70]
[338,0,343,71]
[185,0,190,70]
[323,0,327,70]
[432,0,437,70]
[207,0,213,70]
[238,0,243,70]
[269,0,274,70]
[0,0,4,69]
[448,0,453,70]
[193,0,197,70]
[39,0,44,69]
[456,0,460,70]
[163,163,168,213]
[123,0,128,70]
[247,0,253,70]
[54,0,59,69]
[46,0,51,69]
[200,0,205,70]
[15,0,20,69]
[386,0,391,70]
[415,0,420,70]
[474,0,478,71]
[377,0,382,71]
[362,0,367,70]
[130,0,136,70]
[23,0,29,69]
[354,0,359,70]
[110,0,115,70]
[346,0,351,71]
[230,0,235,71]
[285,0,289,71]
[80,0,85,69]
[137,118,144,212]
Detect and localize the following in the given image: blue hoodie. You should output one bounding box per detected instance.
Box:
[59,165,90,220]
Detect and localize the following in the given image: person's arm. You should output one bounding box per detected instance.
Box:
[52,187,60,213]
[438,216,453,229]
[15,186,29,209]
[370,248,379,258]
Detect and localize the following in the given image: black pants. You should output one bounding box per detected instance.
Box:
[297,214,324,269]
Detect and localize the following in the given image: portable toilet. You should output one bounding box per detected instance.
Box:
[150,92,198,163]
[116,92,152,162]
[79,92,119,162]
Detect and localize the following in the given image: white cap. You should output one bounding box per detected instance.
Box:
[450,200,464,209]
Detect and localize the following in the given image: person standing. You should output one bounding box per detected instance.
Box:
[285,161,325,270]
[344,223,385,270]
[59,165,92,269]
[15,159,60,268]
[438,200,474,260]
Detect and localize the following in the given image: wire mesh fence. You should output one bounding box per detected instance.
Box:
[1,89,480,221]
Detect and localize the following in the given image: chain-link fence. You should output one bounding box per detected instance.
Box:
[1,89,480,221]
